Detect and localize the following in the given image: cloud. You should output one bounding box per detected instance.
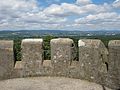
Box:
[74,12,120,30]
[0,0,39,22]
[0,0,120,30]
[43,3,111,17]
[113,0,120,8]
[0,0,38,12]
[43,4,65,16]
[43,3,86,17]
[76,0,92,5]
[0,0,67,30]
[21,12,67,24]
[75,12,120,24]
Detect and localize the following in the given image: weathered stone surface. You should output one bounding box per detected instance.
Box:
[0,38,119,89]
[41,60,53,76]
[107,40,120,89]
[78,39,108,85]
[0,77,112,90]
[0,40,14,80]
[11,61,23,78]
[51,38,75,76]
[21,39,43,77]
[68,61,80,78]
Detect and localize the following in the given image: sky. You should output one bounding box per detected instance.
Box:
[0,0,120,31]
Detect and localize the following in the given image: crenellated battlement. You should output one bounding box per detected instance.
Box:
[0,38,120,89]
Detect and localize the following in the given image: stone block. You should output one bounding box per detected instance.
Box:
[0,40,14,80]
[78,39,108,84]
[107,40,120,89]
[21,39,43,77]
[51,38,75,76]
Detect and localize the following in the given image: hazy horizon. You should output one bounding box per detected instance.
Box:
[0,29,120,32]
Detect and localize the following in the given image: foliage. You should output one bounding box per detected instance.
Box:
[14,39,22,61]
[43,35,56,60]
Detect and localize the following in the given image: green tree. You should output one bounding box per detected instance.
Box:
[43,35,55,60]
[14,39,22,61]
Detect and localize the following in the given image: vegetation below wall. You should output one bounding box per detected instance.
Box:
[1,35,120,61]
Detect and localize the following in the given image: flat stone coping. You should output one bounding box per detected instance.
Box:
[78,39,102,47]
[51,38,73,44]
[0,77,112,90]
[109,40,120,46]
[22,39,43,42]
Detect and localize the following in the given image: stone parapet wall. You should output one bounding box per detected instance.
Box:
[0,38,120,89]
[0,40,14,80]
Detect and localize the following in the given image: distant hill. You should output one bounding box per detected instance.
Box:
[0,30,120,39]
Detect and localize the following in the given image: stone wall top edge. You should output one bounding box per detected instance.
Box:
[0,40,13,49]
[108,40,120,46]
[78,39,102,47]
[50,38,74,44]
[1,39,120,47]
[22,39,43,43]
[0,40,13,43]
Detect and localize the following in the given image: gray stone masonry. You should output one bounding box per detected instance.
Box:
[51,38,75,76]
[11,61,23,78]
[107,40,120,89]
[78,39,109,85]
[0,40,14,80]
[21,39,43,77]
[0,38,120,90]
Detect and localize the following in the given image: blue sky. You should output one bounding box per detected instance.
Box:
[0,0,120,30]
[38,0,116,8]
[92,0,115,4]
[39,0,115,6]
